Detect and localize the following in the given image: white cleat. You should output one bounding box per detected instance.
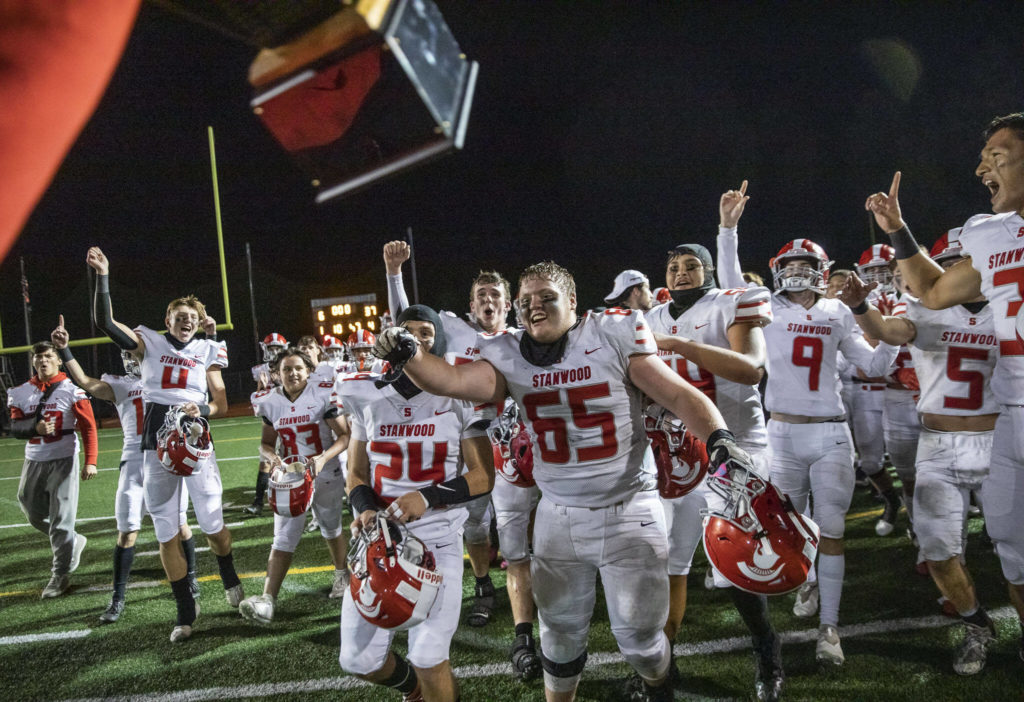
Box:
[792,581,819,618]
[239,594,275,625]
[169,624,192,643]
[69,534,87,574]
[816,624,845,667]
[40,574,70,599]
[953,620,996,675]
[225,583,245,608]
[704,568,716,590]
[329,570,350,599]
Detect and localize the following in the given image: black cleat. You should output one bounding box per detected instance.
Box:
[754,634,784,702]
[510,634,541,681]
[467,579,495,627]
[99,598,125,624]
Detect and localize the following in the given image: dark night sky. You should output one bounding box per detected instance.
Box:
[3,1,1022,387]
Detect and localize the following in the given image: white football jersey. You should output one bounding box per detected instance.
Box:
[251,379,344,481]
[338,373,486,534]
[476,309,657,507]
[959,211,1024,405]
[439,310,486,365]
[7,377,87,461]
[645,286,772,449]
[764,294,898,416]
[251,362,276,386]
[102,374,144,459]
[903,297,999,416]
[135,326,226,405]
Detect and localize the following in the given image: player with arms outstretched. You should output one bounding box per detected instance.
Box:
[375,261,754,702]
[86,246,243,642]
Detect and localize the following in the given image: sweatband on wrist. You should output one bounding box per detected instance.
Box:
[889,225,921,260]
[197,404,211,418]
[851,300,869,315]
[418,475,474,508]
[348,484,379,517]
[57,346,74,363]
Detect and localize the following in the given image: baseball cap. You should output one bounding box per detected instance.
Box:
[604,270,648,304]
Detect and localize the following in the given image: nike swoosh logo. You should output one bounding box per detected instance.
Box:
[438,484,455,491]
[695,323,709,329]
[434,410,451,416]
[828,318,839,321]
[835,441,847,445]
[585,347,601,355]
[641,520,656,527]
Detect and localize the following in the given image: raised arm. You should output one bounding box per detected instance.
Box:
[383,240,412,318]
[373,327,506,405]
[86,247,144,355]
[865,172,980,309]
[654,321,766,386]
[838,272,916,346]
[716,180,749,289]
[50,314,115,402]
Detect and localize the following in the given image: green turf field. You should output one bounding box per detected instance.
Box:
[1,415,1021,701]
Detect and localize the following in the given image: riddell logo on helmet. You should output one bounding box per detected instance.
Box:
[416,567,443,585]
[736,541,785,582]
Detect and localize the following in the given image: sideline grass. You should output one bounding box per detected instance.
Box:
[1,416,1021,701]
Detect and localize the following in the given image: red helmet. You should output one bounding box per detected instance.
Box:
[156,408,213,477]
[856,244,895,293]
[347,513,442,630]
[644,405,708,499]
[322,334,346,361]
[930,227,964,265]
[260,332,288,362]
[347,328,376,350]
[702,468,820,595]
[268,458,316,517]
[770,239,832,293]
[488,403,535,487]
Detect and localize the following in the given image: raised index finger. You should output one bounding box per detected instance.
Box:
[739,179,748,196]
[58,314,65,328]
[889,171,901,199]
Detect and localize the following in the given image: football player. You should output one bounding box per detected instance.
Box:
[296,334,337,382]
[240,348,350,624]
[339,304,495,702]
[759,237,898,666]
[322,334,347,370]
[86,246,243,643]
[245,332,288,515]
[51,316,202,623]
[7,340,97,599]
[375,261,754,702]
[384,240,541,678]
[647,193,783,700]
[864,113,1024,666]
[839,228,1000,674]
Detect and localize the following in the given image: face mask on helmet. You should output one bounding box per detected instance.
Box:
[260,333,288,362]
[322,336,346,362]
[121,350,141,379]
[268,457,316,517]
[643,404,709,499]
[858,265,895,293]
[346,512,442,630]
[701,467,820,595]
[488,403,535,487]
[770,240,831,294]
[156,407,213,477]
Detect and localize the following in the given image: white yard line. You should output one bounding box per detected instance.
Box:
[0,629,91,646]
[54,607,1017,701]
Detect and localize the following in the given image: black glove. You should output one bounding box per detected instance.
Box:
[706,428,754,476]
[372,327,418,380]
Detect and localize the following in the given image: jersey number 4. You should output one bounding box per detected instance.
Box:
[522,382,617,464]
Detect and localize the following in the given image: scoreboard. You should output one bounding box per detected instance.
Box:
[310,293,380,339]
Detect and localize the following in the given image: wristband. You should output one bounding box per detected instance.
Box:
[850,300,869,315]
[889,224,920,260]
[197,404,211,418]
[418,475,474,508]
[57,346,74,363]
[348,484,379,517]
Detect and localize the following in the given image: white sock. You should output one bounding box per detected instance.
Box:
[817,553,845,627]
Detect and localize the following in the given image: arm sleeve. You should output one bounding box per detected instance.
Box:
[94,275,139,350]
[72,397,98,464]
[387,272,410,318]
[716,226,747,289]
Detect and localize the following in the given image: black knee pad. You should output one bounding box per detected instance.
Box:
[540,650,587,678]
